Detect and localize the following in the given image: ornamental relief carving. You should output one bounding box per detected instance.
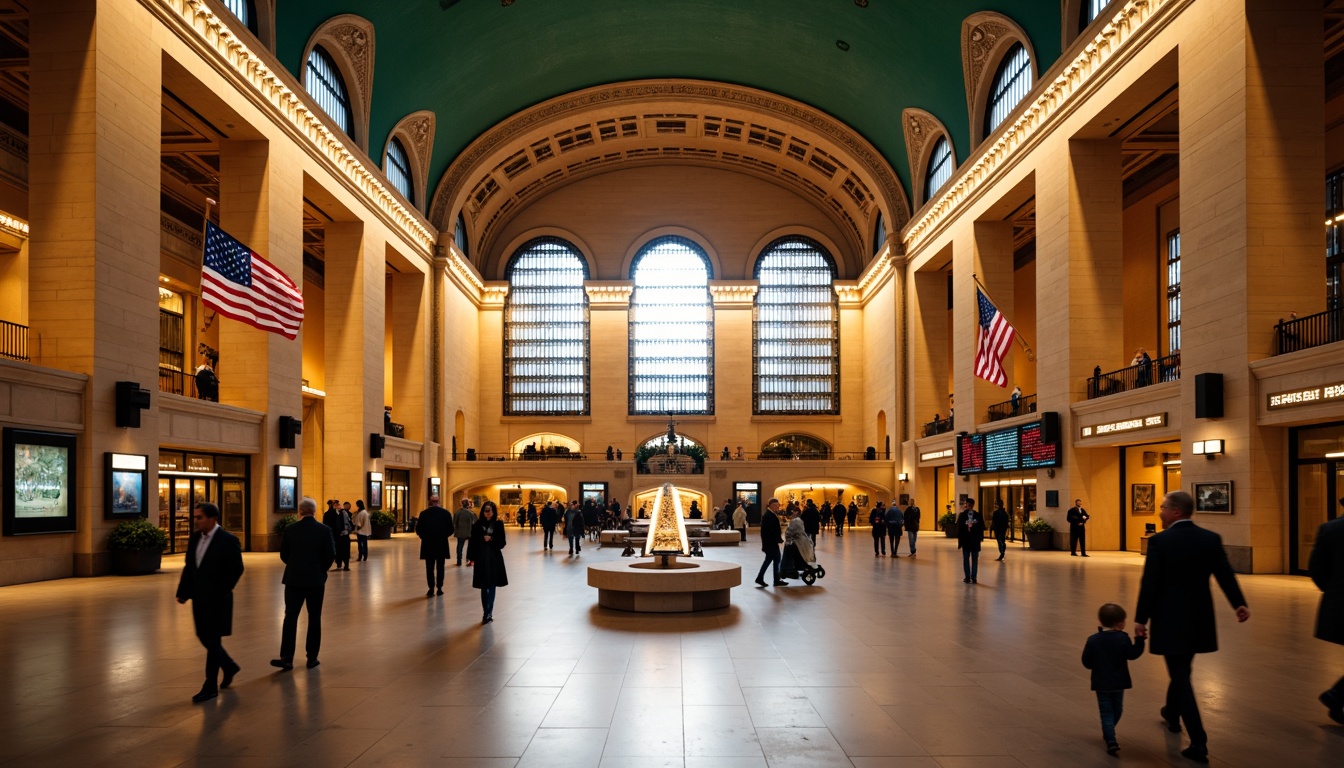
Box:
[327,21,373,94]
[393,110,437,183]
[901,108,944,190]
[960,12,1033,137]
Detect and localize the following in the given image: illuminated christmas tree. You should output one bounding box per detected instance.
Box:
[643,482,689,557]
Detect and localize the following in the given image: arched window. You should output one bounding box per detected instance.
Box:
[629,236,714,414]
[753,237,839,415]
[221,0,257,33]
[454,212,469,258]
[985,43,1032,137]
[305,45,354,139]
[872,212,887,257]
[1082,0,1111,27]
[504,238,590,415]
[760,434,832,460]
[385,137,414,203]
[925,137,953,201]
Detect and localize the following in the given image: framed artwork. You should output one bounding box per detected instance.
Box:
[1193,481,1233,514]
[368,471,383,510]
[530,489,553,505]
[854,494,869,507]
[1131,483,1156,514]
[499,488,523,506]
[580,482,607,506]
[275,465,298,512]
[105,453,148,519]
[4,429,78,536]
[428,477,442,501]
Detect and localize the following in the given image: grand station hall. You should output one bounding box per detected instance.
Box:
[2,0,1344,766]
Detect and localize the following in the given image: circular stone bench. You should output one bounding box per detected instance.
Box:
[587,558,741,612]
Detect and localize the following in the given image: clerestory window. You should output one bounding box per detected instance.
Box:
[986,43,1032,137]
[753,237,840,415]
[629,236,714,414]
[503,238,590,415]
[305,45,353,139]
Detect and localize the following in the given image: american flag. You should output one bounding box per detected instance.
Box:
[974,288,1016,387]
[202,222,304,340]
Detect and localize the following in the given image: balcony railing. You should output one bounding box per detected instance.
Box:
[158,366,199,398]
[986,393,1036,422]
[1087,353,1181,399]
[923,416,955,437]
[0,319,29,361]
[1274,308,1344,355]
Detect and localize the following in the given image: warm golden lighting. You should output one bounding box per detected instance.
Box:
[643,482,690,557]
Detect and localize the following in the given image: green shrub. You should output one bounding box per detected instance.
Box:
[938,512,957,529]
[371,511,397,528]
[274,514,298,535]
[108,519,168,551]
[1023,516,1054,533]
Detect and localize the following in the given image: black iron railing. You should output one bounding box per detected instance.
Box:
[158,366,199,398]
[986,393,1036,422]
[1088,353,1181,399]
[0,319,28,361]
[923,417,955,437]
[1275,308,1344,355]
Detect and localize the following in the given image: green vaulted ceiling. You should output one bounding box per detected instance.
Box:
[275,1,1061,215]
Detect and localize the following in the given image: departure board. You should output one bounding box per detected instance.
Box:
[956,419,1061,474]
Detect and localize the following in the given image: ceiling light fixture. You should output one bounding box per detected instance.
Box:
[835,40,850,52]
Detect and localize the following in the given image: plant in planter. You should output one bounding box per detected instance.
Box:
[108,519,168,575]
[1023,516,1054,550]
[939,512,957,538]
[370,511,397,539]
[274,514,298,535]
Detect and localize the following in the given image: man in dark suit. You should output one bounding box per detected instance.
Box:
[416,495,454,596]
[1067,498,1091,556]
[904,497,921,557]
[754,498,787,587]
[956,498,986,584]
[176,502,244,703]
[1135,491,1250,764]
[1309,502,1344,724]
[272,496,335,671]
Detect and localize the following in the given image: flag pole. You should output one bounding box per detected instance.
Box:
[972,273,1035,362]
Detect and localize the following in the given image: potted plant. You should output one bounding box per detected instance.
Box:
[1024,517,1054,550]
[274,514,298,535]
[939,512,957,538]
[108,519,168,575]
[370,511,396,539]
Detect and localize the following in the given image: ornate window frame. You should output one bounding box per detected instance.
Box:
[902,108,957,210]
[627,235,716,416]
[384,110,436,212]
[207,0,275,52]
[962,12,1037,147]
[502,236,592,417]
[301,14,375,152]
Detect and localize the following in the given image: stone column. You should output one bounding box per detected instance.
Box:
[391,267,429,509]
[29,1,162,574]
[708,281,757,450]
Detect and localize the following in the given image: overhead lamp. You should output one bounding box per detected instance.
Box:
[1191,439,1224,459]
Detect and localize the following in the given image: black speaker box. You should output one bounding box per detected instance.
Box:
[279,416,302,449]
[115,381,151,428]
[1195,373,1224,419]
[370,433,385,459]
[1040,411,1061,443]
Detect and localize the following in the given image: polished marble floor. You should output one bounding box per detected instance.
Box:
[1,529,1342,767]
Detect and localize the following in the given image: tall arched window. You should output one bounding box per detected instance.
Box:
[925,137,953,201]
[305,45,353,139]
[454,212,469,258]
[385,138,414,203]
[504,238,590,415]
[629,236,714,414]
[872,212,887,257]
[985,43,1032,137]
[753,237,839,415]
[222,0,257,33]
[1082,0,1110,26]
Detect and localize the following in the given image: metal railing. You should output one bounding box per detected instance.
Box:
[0,319,28,361]
[1087,353,1181,399]
[986,393,1036,422]
[1274,308,1344,355]
[158,367,199,398]
[922,417,955,437]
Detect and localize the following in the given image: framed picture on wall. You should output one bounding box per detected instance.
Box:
[105,452,148,519]
[499,488,523,507]
[4,429,78,536]
[1131,483,1156,514]
[368,472,383,510]
[1193,481,1233,514]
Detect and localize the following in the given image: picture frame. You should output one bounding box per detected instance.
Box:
[105,452,148,519]
[499,488,523,507]
[274,465,298,512]
[367,471,383,510]
[580,482,608,507]
[1193,481,1233,514]
[1131,483,1156,515]
[4,428,78,536]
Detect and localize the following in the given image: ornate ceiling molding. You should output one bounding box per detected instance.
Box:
[388,110,436,208]
[302,14,375,152]
[901,108,954,208]
[708,281,759,308]
[429,79,910,269]
[585,281,635,309]
[961,12,1036,145]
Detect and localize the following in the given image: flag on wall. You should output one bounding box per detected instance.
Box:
[202,222,304,340]
[974,288,1016,387]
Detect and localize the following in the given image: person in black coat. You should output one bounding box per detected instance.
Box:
[176,502,244,702]
[754,498,786,587]
[1309,507,1344,724]
[955,498,986,584]
[801,501,820,546]
[323,501,353,570]
[1135,491,1249,764]
[870,503,887,556]
[539,501,559,550]
[991,500,1010,561]
[847,501,858,530]
[467,501,508,623]
[416,496,454,596]
[820,501,832,534]
[1067,499,1091,557]
[1081,603,1146,755]
[904,498,922,557]
[272,497,336,671]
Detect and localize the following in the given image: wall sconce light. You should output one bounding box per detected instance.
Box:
[898,472,909,482]
[1192,439,1224,460]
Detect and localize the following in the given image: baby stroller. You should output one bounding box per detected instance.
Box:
[780,536,826,585]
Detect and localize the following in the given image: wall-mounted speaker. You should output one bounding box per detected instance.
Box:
[115,381,151,428]
[279,416,302,449]
[1040,411,1061,443]
[369,433,385,459]
[1195,373,1224,419]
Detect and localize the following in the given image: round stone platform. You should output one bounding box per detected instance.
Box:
[587,558,742,612]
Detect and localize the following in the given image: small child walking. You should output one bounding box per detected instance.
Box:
[1081,602,1146,756]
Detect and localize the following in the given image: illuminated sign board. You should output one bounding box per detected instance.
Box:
[919,448,954,462]
[957,421,1060,475]
[1080,413,1168,439]
[1267,385,1344,410]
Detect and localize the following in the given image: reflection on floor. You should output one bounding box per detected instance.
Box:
[1,529,1341,767]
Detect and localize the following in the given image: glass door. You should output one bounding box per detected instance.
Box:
[385,483,408,530]
[221,479,246,538]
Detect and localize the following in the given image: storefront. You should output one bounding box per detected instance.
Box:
[916,444,956,530]
[157,450,250,554]
[384,468,411,530]
[1118,440,1182,552]
[1289,421,1344,574]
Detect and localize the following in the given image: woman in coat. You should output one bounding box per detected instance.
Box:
[467,500,508,623]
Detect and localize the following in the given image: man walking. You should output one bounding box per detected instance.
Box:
[1068,498,1091,556]
[755,498,787,587]
[870,502,887,556]
[801,500,820,546]
[176,502,244,702]
[1134,491,1250,764]
[565,501,584,556]
[956,498,985,584]
[904,497,921,557]
[352,500,371,562]
[1308,502,1344,724]
[417,495,454,595]
[323,500,352,571]
[886,501,904,557]
[454,497,476,564]
[539,500,559,550]
[991,500,1010,561]
[272,496,335,671]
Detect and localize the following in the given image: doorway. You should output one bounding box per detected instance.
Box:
[385,468,411,531]
[157,476,215,554]
[978,480,1036,542]
[1290,423,1344,574]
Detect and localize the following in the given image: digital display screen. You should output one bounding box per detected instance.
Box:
[1019,423,1059,468]
[957,420,1061,474]
[984,429,1019,471]
[958,433,985,474]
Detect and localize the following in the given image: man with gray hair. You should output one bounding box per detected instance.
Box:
[1135,490,1249,764]
[272,496,335,671]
